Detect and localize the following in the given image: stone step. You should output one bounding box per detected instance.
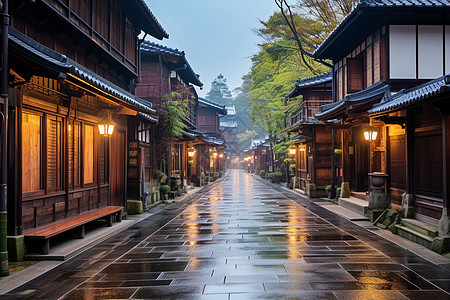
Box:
[400,218,438,238]
[318,203,370,221]
[395,224,434,249]
[338,197,368,216]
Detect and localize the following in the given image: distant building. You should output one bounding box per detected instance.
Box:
[220,106,239,155]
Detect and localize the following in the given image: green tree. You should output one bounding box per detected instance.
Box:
[237,130,258,151]
[271,0,357,70]
[161,91,189,184]
[206,73,232,106]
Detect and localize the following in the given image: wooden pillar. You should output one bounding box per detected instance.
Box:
[405,110,415,194]
[444,113,450,212]
[403,109,415,217]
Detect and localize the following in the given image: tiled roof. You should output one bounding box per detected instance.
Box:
[220,121,238,128]
[138,112,158,123]
[10,28,155,114]
[140,41,184,57]
[69,61,155,114]
[9,27,70,73]
[315,81,390,120]
[198,98,227,114]
[362,0,450,7]
[287,71,332,98]
[368,75,449,114]
[296,71,332,88]
[314,0,450,59]
[141,41,203,87]
[134,0,168,39]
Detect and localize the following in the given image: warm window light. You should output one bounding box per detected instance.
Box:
[363,126,378,142]
[213,152,218,158]
[219,154,224,158]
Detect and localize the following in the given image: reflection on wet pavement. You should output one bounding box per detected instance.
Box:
[9,170,450,299]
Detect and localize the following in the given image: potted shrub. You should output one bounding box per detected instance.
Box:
[160,185,170,200]
[154,169,167,184]
[260,170,265,178]
[218,171,223,178]
[325,185,338,199]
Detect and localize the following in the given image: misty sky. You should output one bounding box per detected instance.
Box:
[146,1,277,97]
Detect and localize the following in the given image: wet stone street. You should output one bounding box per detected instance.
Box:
[5,170,450,299]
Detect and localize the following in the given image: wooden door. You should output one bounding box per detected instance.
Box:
[110,130,125,207]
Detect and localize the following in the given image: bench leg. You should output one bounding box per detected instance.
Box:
[78,225,85,239]
[42,239,50,254]
[116,210,122,222]
[106,214,113,227]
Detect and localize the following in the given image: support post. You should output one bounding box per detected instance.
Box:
[330,129,336,199]
[0,0,9,277]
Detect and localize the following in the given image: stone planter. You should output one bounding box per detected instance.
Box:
[369,172,389,187]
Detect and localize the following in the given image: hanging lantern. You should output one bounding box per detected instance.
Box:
[188,147,196,157]
[363,126,378,142]
[289,148,296,155]
[219,153,224,158]
[98,115,115,136]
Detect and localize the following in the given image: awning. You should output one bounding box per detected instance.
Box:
[9,27,155,114]
[369,75,450,115]
[315,82,390,121]
[287,71,332,98]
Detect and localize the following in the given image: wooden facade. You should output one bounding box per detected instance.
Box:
[313,0,450,233]
[6,0,166,250]
[137,41,203,189]
[287,73,333,192]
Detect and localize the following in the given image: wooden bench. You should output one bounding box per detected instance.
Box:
[24,206,123,254]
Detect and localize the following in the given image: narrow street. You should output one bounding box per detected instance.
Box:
[4,169,450,299]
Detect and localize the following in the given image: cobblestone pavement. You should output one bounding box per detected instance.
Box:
[5,170,450,299]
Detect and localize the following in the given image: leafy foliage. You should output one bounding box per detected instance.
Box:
[237,130,258,151]
[162,92,189,138]
[272,0,357,70]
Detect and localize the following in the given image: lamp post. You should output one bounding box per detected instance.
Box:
[287,146,296,188]
[363,126,378,194]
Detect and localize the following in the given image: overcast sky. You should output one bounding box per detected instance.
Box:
[146,1,277,97]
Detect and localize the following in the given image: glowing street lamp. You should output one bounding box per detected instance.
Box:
[363,126,378,194]
[363,126,378,142]
[219,153,224,158]
[188,147,196,157]
[98,116,115,136]
[289,148,296,155]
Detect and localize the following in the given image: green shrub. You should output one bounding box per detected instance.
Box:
[154,170,167,183]
[336,187,342,197]
[177,188,183,196]
[260,170,265,177]
[218,171,223,178]
[274,171,283,176]
[160,185,170,194]
[325,185,338,193]
[267,172,276,179]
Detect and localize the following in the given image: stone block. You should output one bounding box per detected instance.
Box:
[7,235,25,262]
[306,183,316,197]
[127,200,143,215]
[340,182,350,198]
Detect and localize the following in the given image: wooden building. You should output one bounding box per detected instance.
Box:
[286,72,333,193]
[6,0,167,254]
[313,0,450,251]
[137,41,203,190]
[196,98,227,180]
[220,106,239,156]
